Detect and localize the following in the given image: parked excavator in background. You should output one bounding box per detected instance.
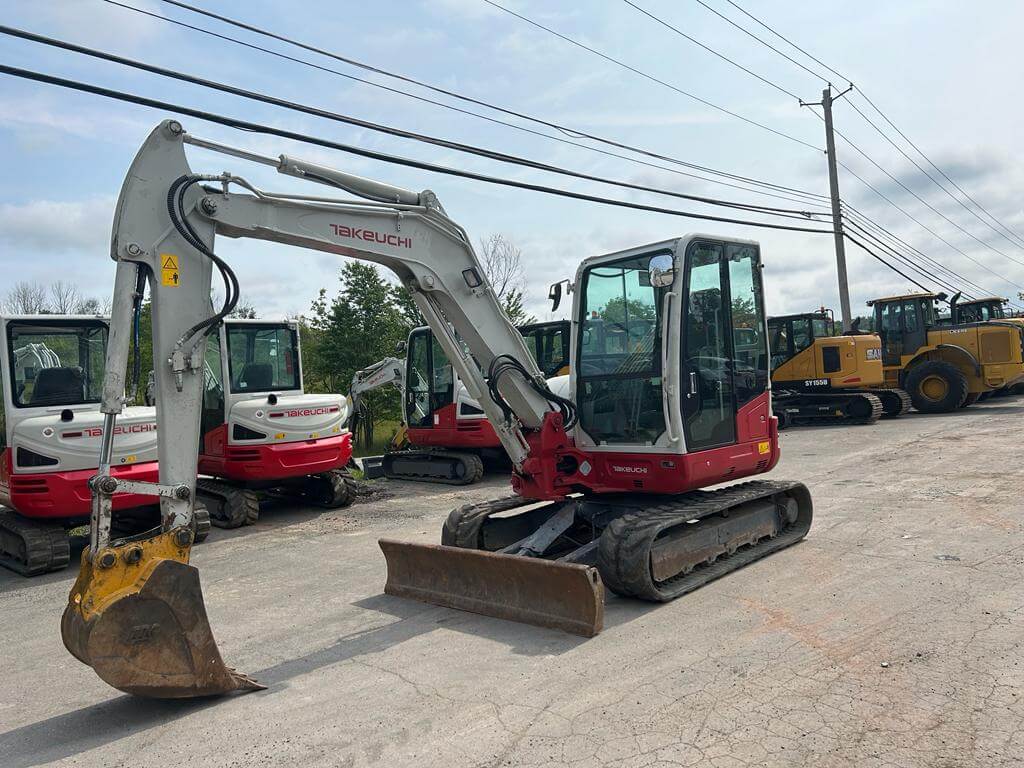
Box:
[62,120,812,700]
[0,314,207,576]
[767,309,910,428]
[149,318,355,527]
[867,292,1024,411]
[351,321,569,484]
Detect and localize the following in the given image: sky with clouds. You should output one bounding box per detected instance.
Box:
[2,0,1023,323]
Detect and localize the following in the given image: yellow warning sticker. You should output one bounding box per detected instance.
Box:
[758,441,771,455]
[160,253,181,287]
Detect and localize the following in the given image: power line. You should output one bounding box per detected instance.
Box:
[719,0,852,85]
[151,0,827,203]
[843,230,933,292]
[845,96,1024,254]
[621,0,803,100]
[834,156,1024,294]
[0,64,837,235]
[1,24,827,222]
[853,90,1024,249]
[842,216,968,297]
[690,0,831,85]
[842,205,988,298]
[480,0,822,151]
[100,0,829,211]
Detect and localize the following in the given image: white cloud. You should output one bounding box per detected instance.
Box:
[0,196,116,253]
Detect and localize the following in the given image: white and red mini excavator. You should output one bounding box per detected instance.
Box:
[62,121,812,699]
[0,314,207,576]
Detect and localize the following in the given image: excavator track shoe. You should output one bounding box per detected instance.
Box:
[61,527,262,698]
[598,480,812,602]
[379,538,604,637]
[0,510,70,576]
[383,450,484,485]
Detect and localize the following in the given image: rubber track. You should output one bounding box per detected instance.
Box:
[597,480,812,602]
[192,502,212,543]
[196,478,260,528]
[442,495,541,547]
[0,510,70,576]
[384,450,485,485]
[777,391,882,427]
[311,468,358,508]
[865,388,912,418]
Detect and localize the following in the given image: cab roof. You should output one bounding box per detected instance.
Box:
[866,292,944,307]
[957,296,1008,306]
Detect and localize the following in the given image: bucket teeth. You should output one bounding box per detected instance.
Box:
[62,530,259,698]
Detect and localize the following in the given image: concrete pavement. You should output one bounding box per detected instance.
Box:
[1,399,1022,767]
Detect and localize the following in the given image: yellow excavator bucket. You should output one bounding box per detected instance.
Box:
[61,527,262,698]
[379,539,605,637]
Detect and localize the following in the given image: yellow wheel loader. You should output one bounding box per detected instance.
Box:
[867,293,1024,411]
[767,310,910,428]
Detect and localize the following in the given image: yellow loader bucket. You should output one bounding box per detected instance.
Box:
[379,539,604,637]
[61,527,263,698]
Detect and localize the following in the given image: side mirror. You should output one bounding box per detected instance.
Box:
[394,340,407,355]
[649,253,675,288]
[548,282,562,312]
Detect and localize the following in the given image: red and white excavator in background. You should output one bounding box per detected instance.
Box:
[62,121,812,699]
[350,321,570,484]
[0,314,208,576]
[148,317,356,527]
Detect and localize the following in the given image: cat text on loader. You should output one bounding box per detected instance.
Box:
[62,120,812,699]
[767,309,910,428]
[868,293,1024,411]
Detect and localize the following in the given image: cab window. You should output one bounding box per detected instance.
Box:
[8,321,107,408]
[577,252,664,444]
[812,317,830,338]
[903,300,919,332]
[226,325,300,393]
[791,318,812,353]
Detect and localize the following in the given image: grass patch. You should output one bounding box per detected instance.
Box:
[352,419,402,458]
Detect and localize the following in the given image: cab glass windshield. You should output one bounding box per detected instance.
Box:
[226,325,301,393]
[8,321,107,407]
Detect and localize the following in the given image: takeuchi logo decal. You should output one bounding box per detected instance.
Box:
[63,424,157,439]
[610,464,648,474]
[269,406,341,419]
[330,224,411,249]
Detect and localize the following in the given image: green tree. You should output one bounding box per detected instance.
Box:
[602,296,657,324]
[306,262,407,420]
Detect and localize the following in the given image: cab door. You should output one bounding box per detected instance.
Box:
[680,241,768,452]
[404,328,455,429]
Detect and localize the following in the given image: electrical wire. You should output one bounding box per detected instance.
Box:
[100,0,826,211]
[480,0,822,151]
[0,63,837,234]
[0,24,828,221]
[842,231,932,293]
[848,93,1024,251]
[690,0,833,84]
[621,0,803,100]
[147,0,828,204]
[719,0,852,85]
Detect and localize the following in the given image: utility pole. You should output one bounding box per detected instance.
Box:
[802,84,854,331]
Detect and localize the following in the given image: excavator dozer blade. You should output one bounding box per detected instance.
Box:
[61,528,263,698]
[379,539,604,637]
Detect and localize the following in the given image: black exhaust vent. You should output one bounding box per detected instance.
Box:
[17,447,59,467]
[232,424,267,441]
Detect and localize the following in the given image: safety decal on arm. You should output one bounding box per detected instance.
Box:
[161,254,180,287]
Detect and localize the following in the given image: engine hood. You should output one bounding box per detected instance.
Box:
[227,393,349,444]
[11,405,158,475]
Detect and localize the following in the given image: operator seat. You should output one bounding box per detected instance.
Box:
[30,367,85,405]
[238,363,273,390]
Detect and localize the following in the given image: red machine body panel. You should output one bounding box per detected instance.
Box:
[406,403,500,450]
[198,430,352,481]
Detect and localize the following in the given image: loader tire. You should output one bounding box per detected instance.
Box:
[906,361,968,413]
[960,392,980,408]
